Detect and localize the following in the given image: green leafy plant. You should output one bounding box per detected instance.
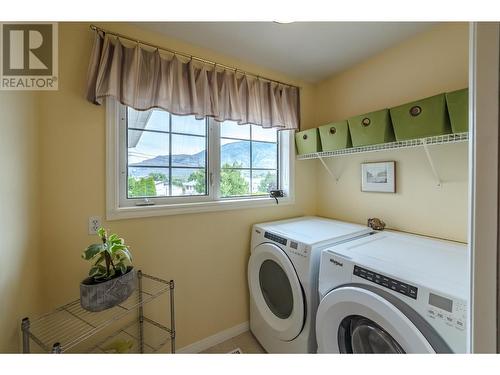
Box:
[82,228,133,282]
[128,176,156,198]
[220,163,249,197]
[189,162,249,197]
[257,171,277,194]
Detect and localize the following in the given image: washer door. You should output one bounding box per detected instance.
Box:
[316,284,452,353]
[248,242,305,341]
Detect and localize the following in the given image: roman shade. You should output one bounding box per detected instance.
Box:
[86,31,300,130]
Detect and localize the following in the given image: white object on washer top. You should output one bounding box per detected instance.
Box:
[256,216,371,246]
[326,230,468,299]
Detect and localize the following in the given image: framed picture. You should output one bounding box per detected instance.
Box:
[361,161,396,193]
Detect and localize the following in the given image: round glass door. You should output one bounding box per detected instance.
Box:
[338,315,405,353]
[315,285,445,353]
[248,242,305,341]
[259,260,294,319]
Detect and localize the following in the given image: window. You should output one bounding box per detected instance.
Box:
[220,121,278,198]
[107,100,293,219]
[127,108,208,199]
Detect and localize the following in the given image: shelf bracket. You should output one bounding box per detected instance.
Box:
[317,154,340,182]
[422,140,442,187]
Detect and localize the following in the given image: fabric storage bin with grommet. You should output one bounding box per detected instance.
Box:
[295,128,321,155]
[445,88,468,133]
[347,109,394,147]
[390,93,451,141]
[318,120,352,151]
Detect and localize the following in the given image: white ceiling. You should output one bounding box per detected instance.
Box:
[135,22,435,83]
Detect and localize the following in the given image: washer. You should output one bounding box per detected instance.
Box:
[248,216,372,353]
[316,230,467,353]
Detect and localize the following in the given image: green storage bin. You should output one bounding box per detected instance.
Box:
[390,93,451,141]
[295,128,321,155]
[318,121,352,151]
[348,109,394,147]
[446,88,468,133]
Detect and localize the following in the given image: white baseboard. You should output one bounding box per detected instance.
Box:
[177,321,249,354]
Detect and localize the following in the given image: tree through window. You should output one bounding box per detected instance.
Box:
[125,107,280,202]
[127,108,208,198]
[219,121,278,197]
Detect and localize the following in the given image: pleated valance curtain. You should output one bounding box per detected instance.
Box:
[86,31,300,130]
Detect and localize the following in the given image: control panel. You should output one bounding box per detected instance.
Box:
[263,231,309,258]
[353,265,418,299]
[426,296,467,332]
[349,263,467,348]
[264,231,287,246]
[289,241,309,258]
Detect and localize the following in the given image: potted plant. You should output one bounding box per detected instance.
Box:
[80,227,136,312]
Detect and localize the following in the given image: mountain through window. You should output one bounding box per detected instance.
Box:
[220,121,278,197]
[127,108,208,198]
[111,102,291,217]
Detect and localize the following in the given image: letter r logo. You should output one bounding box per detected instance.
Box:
[2,24,53,76]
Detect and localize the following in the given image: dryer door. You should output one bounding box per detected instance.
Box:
[248,243,305,341]
[316,284,452,353]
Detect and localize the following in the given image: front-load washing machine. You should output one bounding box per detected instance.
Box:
[316,230,467,353]
[248,216,372,353]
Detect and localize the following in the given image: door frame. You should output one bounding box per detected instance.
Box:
[468,22,500,353]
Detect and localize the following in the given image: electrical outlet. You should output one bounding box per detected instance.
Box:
[88,216,101,235]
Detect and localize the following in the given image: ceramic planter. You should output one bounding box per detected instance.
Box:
[80,267,137,312]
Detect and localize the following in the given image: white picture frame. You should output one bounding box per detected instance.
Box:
[361,161,396,193]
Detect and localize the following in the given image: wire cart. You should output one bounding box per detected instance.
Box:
[21,271,175,354]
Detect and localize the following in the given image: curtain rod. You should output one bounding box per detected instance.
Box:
[89,24,300,89]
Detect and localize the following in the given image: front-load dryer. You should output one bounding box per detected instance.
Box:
[316,231,467,353]
[248,216,372,353]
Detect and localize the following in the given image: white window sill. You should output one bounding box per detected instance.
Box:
[106,196,294,221]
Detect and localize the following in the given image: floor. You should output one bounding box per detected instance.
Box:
[202,331,266,354]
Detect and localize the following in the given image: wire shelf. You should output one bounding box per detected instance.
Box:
[296,132,468,160]
[87,319,172,354]
[22,272,174,353]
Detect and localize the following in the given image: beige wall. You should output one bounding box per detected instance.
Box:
[312,23,469,242]
[0,22,470,352]
[0,92,42,352]
[37,23,317,350]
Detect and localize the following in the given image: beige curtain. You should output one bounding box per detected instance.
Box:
[86,32,300,130]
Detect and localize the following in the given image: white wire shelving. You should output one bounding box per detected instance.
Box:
[297,132,468,187]
[296,132,468,160]
[21,271,175,354]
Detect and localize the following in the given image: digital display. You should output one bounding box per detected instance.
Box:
[428,293,453,312]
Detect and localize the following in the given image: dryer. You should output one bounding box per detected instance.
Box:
[248,216,372,353]
[316,231,467,353]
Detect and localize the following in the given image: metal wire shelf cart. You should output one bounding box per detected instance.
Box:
[21,271,175,354]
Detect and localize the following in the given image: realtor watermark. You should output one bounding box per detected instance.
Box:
[0,22,58,90]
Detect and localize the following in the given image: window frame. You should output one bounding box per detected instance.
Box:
[106,99,294,220]
[217,120,280,199]
[120,105,213,206]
